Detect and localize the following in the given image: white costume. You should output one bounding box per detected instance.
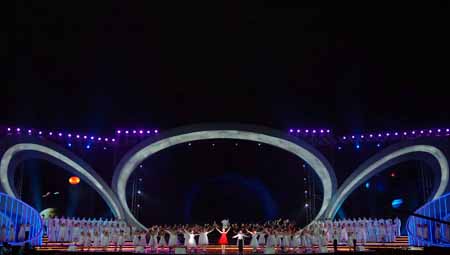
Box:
[186,232,197,248]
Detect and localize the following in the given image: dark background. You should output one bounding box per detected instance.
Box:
[4,2,449,230]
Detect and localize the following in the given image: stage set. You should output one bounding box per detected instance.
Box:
[0,124,449,254]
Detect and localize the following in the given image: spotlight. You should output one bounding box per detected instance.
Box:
[28,129,32,134]
[7,128,11,132]
[188,143,192,146]
[235,143,238,146]
[146,130,151,134]
[154,129,159,134]
[58,133,62,137]
[391,172,396,177]
[342,136,347,140]
[297,129,300,133]
[38,131,43,135]
[137,204,140,208]
[139,178,142,182]
[16,128,21,132]
[139,165,143,168]
[365,182,370,189]
[369,134,373,138]
[337,146,342,150]
[304,203,309,208]
[305,130,309,133]
[86,145,91,149]
[377,143,381,148]
[83,135,87,139]
[49,132,53,136]
[133,130,136,134]
[68,134,72,138]
[117,130,121,134]
[111,138,116,142]
[68,143,72,147]
[258,143,261,146]
[289,129,293,133]
[312,130,316,134]
[103,147,107,150]
[98,137,101,141]
[104,138,108,141]
[320,129,324,133]
[356,144,360,149]
[125,130,129,134]
[90,136,94,140]
[139,130,143,134]
[326,129,330,133]
[351,135,355,139]
[137,190,142,195]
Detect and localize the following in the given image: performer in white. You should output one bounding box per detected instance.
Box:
[198,226,214,251]
[18,224,26,242]
[232,230,248,255]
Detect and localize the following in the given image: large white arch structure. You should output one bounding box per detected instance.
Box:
[0,140,124,219]
[325,143,449,219]
[112,124,337,230]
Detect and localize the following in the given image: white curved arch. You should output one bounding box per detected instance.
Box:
[115,130,336,230]
[326,145,449,219]
[0,143,123,219]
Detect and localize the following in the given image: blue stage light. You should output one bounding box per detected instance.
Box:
[365,182,370,189]
[67,143,72,147]
[356,144,360,149]
[86,145,91,149]
[392,198,404,208]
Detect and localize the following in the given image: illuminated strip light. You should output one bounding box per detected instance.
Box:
[113,129,336,230]
[0,143,123,219]
[326,145,449,219]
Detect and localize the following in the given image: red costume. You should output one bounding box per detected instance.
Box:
[218,232,228,245]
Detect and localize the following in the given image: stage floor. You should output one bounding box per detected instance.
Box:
[36,236,414,254]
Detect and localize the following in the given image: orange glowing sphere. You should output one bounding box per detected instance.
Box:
[68,176,80,185]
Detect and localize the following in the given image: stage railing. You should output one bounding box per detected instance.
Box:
[406,192,450,247]
[0,192,43,246]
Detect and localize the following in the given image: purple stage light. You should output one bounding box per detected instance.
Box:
[412,131,416,134]
[68,134,72,138]
[90,136,94,140]
[146,130,151,134]
[403,132,407,135]
[58,133,62,137]
[105,138,109,141]
[386,133,390,136]
[83,135,87,139]
[117,130,121,134]
[327,129,330,133]
[438,129,441,132]
[297,129,300,133]
[394,132,398,136]
[16,128,21,132]
[111,138,116,142]
[7,128,11,131]
[312,130,316,133]
[351,135,355,139]
[447,129,450,132]
[28,129,32,134]
[98,137,102,141]
[378,134,382,137]
[154,129,159,134]
[369,134,373,138]
[342,136,346,140]
[139,130,143,134]
[132,130,136,134]
[429,129,433,133]
[76,134,80,138]
[38,131,43,135]
[305,130,309,133]
[289,129,293,133]
[360,135,364,138]
[420,130,424,134]
[49,132,53,136]
[320,129,324,133]
[125,130,129,134]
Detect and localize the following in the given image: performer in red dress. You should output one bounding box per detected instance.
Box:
[216,227,230,254]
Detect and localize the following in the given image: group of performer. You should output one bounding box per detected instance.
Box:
[0,223,32,243]
[42,216,403,253]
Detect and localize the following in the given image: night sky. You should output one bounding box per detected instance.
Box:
[5,2,449,133]
[4,2,450,226]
